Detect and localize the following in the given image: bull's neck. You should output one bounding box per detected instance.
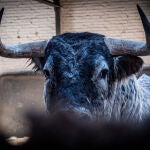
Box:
[111,75,143,122]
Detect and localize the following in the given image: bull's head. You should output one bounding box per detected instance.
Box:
[0,5,149,119]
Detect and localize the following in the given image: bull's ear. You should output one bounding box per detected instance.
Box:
[113,55,143,80]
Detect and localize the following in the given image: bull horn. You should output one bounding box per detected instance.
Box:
[0,8,4,24]
[104,5,150,56]
[0,8,47,58]
[0,40,48,58]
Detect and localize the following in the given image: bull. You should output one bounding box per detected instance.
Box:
[0,5,150,123]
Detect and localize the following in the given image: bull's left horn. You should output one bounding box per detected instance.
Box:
[104,5,150,56]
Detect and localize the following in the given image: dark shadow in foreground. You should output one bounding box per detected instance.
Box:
[0,112,150,149]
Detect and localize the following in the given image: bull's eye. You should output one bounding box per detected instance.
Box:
[43,69,50,78]
[99,69,108,79]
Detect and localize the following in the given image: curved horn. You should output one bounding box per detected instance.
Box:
[0,8,4,24]
[104,5,150,56]
[0,8,47,58]
[0,39,47,58]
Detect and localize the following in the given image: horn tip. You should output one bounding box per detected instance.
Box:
[136,4,142,13]
[136,4,148,22]
[0,7,4,24]
[0,8,4,14]
[136,4,140,8]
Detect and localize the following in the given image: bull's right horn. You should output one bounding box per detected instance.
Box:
[0,8,4,24]
[0,39,48,58]
[0,8,47,58]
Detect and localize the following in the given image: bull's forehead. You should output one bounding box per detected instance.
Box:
[45,32,112,81]
[46,32,110,56]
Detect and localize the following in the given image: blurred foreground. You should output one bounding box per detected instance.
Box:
[1,112,150,149]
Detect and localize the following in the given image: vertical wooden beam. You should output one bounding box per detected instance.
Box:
[54,0,61,35]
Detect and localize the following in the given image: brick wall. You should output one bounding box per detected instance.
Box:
[60,0,150,66]
[0,0,56,74]
[1,0,150,74]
